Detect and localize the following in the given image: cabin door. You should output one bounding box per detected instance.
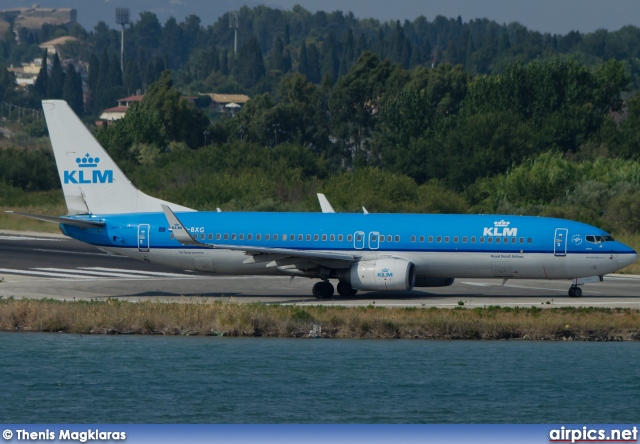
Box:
[138,224,150,252]
[554,228,568,256]
[369,231,380,250]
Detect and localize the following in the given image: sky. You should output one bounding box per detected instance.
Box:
[266,0,640,34]
[3,0,640,35]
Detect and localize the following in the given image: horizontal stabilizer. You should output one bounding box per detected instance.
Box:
[5,211,106,229]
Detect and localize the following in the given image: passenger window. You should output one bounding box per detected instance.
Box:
[338,234,343,242]
[306,234,311,241]
[471,236,476,243]
[256,234,261,240]
[224,234,229,240]
[290,234,295,241]
[314,234,319,241]
[330,234,335,241]
[298,234,302,241]
[231,234,237,240]
[411,235,416,242]
[356,234,363,241]
[394,235,400,242]
[437,236,442,243]
[519,237,524,244]
[379,235,385,243]
[216,233,221,240]
[488,237,493,243]
[322,234,327,241]
[511,237,516,244]
[527,238,532,244]
[480,237,484,243]
[444,236,450,243]
[208,233,213,240]
[239,234,244,240]
[281,234,286,242]
[428,236,433,243]
[387,235,392,242]
[347,234,353,242]
[274,234,278,240]
[454,236,459,243]
[248,234,252,240]
[419,236,424,242]
[495,237,501,244]
[462,236,467,243]
[170,233,175,239]
[265,234,270,241]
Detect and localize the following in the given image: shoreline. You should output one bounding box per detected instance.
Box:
[1,298,639,341]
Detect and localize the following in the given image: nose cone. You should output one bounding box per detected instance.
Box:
[618,247,638,269]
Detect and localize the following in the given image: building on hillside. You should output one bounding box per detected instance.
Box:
[0,7,77,33]
[98,95,144,123]
[204,93,250,113]
[39,35,78,56]
[7,59,44,87]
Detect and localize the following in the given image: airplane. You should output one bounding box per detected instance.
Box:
[7,100,638,299]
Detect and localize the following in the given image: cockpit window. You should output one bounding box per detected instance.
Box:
[586,235,615,244]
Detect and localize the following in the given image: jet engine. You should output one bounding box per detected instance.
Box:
[345,258,415,291]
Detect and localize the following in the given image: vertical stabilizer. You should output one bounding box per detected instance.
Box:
[42,100,193,215]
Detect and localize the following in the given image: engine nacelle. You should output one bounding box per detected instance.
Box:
[347,259,415,291]
[414,277,455,287]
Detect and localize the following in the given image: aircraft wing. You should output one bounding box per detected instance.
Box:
[5,211,106,229]
[161,205,357,263]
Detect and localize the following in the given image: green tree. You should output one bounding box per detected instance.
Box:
[96,103,168,166]
[235,35,265,87]
[123,59,142,95]
[33,49,48,98]
[140,71,210,148]
[298,42,309,78]
[62,64,83,115]
[329,52,393,163]
[47,53,65,99]
[107,54,123,88]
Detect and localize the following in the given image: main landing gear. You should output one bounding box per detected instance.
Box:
[337,281,358,297]
[568,285,582,298]
[312,281,334,299]
[312,281,359,298]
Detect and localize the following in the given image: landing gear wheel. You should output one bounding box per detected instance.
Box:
[312,281,335,299]
[568,286,582,298]
[337,281,358,297]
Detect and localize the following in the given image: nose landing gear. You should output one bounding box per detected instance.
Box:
[568,285,582,297]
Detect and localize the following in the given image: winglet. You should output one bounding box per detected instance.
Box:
[317,193,336,213]
[161,204,202,247]
[362,207,369,215]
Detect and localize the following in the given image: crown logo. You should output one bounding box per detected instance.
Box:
[494,220,510,227]
[76,153,100,168]
[381,268,389,272]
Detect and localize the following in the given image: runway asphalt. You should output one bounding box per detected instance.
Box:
[1,230,639,308]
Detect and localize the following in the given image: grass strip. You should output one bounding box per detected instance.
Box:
[1,298,639,340]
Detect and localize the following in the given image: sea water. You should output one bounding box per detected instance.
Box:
[0,332,638,423]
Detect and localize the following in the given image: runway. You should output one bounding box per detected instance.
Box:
[1,230,639,307]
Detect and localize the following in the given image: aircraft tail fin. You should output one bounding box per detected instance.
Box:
[42,100,193,215]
